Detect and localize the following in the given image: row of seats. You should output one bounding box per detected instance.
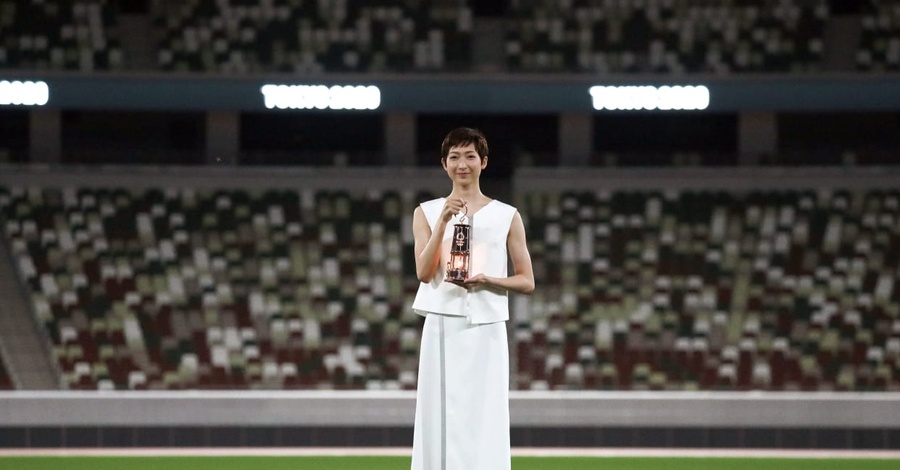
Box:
[0,0,124,71]
[506,0,829,73]
[157,0,473,73]
[513,188,900,391]
[1,184,898,391]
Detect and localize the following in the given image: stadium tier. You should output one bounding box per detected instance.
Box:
[1,0,889,74]
[513,187,900,391]
[2,179,897,392]
[0,0,123,71]
[0,185,434,390]
[156,0,473,73]
[505,0,829,73]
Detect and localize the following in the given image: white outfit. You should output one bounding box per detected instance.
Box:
[411,198,517,470]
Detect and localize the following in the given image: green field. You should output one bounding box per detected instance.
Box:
[3,456,900,470]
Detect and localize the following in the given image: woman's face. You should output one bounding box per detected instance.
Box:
[442,143,487,185]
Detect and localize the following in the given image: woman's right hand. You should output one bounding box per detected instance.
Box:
[441,197,467,223]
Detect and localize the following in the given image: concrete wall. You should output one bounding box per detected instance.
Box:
[1,391,898,448]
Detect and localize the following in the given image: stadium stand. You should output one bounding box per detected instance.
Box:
[0,0,124,71]
[1,0,891,75]
[2,177,898,393]
[856,0,900,71]
[156,0,473,73]
[0,0,848,75]
[513,186,900,391]
[505,0,830,73]
[0,185,434,390]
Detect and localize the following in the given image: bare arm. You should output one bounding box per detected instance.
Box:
[413,198,468,283]
[463,211,535,294]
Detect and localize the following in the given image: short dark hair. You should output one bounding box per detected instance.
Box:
[440,127,489,161]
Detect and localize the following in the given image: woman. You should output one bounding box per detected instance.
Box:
[410,127,535,470]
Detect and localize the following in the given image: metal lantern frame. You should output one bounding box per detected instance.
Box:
[445,206,470,283]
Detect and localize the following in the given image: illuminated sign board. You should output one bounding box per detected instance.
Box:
[0,80,49,106]
[261,84,381,110]
[589,85,709,111]
[2,77,897,112]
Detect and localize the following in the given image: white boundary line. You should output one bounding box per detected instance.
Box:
[0,447,899,459]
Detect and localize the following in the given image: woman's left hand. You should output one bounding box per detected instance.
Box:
[462,273,491,287]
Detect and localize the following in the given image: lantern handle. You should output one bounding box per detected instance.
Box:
[459,203,468,223]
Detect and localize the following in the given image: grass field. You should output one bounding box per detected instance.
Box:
[3,455,900,470]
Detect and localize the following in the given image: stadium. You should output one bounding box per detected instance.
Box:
[1,0,899,468]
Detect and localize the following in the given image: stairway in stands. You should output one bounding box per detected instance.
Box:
[0,235,59,389]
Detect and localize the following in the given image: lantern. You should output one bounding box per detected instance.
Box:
[445,208,470,283]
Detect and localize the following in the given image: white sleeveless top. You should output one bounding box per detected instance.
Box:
[411,198,517,325]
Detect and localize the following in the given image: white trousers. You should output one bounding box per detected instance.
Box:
[411,314,511,470]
